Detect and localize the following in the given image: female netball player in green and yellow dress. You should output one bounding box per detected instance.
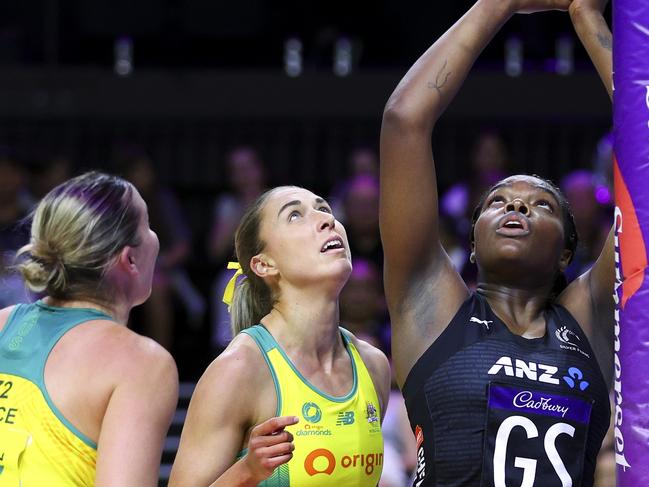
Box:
[0,172,178,486]
[170,186,391,486]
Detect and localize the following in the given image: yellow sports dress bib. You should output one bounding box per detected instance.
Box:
[0,301,109,486]
[240,325,384,487]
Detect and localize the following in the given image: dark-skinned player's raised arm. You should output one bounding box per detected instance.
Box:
[380,0,571,386]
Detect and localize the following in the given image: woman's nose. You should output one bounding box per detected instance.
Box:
[319,213,336,231]
[505,199,529,215]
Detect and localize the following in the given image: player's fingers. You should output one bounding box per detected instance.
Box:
[251,416,299,437]
[249,429,294,449]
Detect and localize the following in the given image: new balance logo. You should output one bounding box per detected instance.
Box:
[469,316,493,330]
[336,411,355,426]
[487,356,560,384]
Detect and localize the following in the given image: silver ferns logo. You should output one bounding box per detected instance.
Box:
[555,326,580,347]
[554,326,590,358]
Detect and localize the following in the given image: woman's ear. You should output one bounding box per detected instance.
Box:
[558,248,573,272]
[118,246,139,276]
[250,254,278,279]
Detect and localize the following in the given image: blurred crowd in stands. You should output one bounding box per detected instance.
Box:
[0,130,616,486]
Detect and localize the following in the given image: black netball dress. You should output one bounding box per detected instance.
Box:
[403,293,610,487]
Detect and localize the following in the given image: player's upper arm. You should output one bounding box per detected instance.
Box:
[95,336,179,487]
[169,341,262,486]
[380,112,450,307]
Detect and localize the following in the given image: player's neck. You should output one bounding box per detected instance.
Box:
[42,296,130,324]
[261,293,343,363]
[476,284,551,337]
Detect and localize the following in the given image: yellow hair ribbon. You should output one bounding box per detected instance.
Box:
[222,261,244,307]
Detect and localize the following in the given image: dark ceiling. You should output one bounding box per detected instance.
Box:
[1,0,609,71]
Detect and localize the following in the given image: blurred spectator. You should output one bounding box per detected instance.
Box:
[441,131,511,240]
[0,259,27,307]
[209,146,267,351]
[440,131,511,286]
[379,441,411,487]
[0,150,32,306]
[349,146,379,178]
[341,174,383,269]
[117,146,204,350]
[561,169,612,281]
[330,146,379,218]
[208,146,267,265]
[340,258,387,350]
[381,388,418,487]
[592,131,614,207]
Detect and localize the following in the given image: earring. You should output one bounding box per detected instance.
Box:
[469,253,476,264]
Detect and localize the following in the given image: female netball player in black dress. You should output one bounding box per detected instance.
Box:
[380,0,612,485]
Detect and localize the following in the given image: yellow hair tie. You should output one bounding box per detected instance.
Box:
[222,261,244,308]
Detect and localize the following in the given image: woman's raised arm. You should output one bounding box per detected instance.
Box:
[380,0,570,382]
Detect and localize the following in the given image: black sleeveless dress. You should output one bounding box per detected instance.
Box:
[402,293,610,486]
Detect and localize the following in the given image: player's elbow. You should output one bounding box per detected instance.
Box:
[382,96,432,134]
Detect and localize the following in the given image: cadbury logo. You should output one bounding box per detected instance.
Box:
[512,391,570,418]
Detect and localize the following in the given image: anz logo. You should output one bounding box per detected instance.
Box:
[487,356,560,385]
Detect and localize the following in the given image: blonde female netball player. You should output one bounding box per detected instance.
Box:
[0,172,178,486]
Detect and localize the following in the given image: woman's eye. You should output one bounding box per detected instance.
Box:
[536,200,553,211]
[318,206,332,214]
[488,195,505,206]
[288,210,301,221]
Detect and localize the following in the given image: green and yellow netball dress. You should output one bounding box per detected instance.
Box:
[0,301,110,486]
[240,325,384,487]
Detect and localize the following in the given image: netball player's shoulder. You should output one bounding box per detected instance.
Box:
[190,333,271,425]
[91,321,177,385]
[348,332,390,374]
[199,332,267,393]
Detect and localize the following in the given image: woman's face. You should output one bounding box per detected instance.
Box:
[472,176,571,283]
[256,187,352,291]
